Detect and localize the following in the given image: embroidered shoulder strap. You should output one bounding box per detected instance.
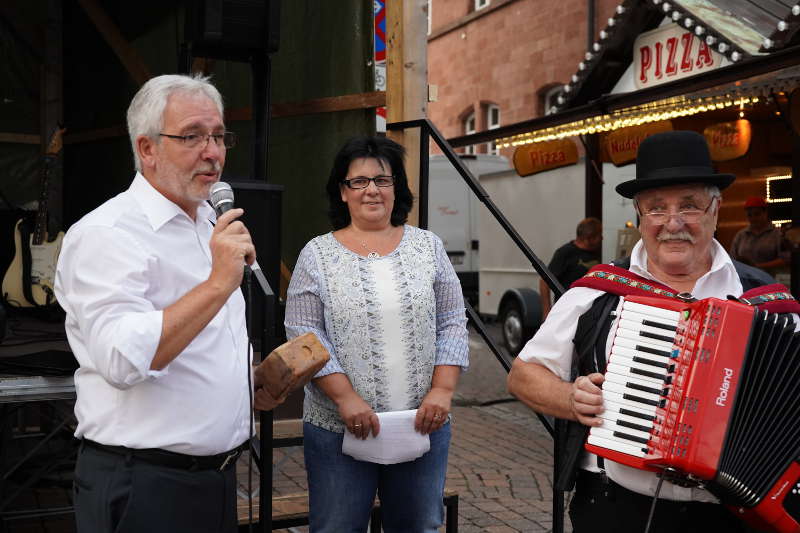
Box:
[571,264,679,300]
[739,283,800,314]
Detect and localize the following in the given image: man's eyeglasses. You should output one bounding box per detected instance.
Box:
[636,197,717,225]
[158,132,237,149]
[342,175,395,189]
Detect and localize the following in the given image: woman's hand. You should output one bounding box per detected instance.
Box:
[338,392,380,440]
[415,386,453,435]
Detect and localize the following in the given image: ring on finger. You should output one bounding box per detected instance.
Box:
[354,423,362,428]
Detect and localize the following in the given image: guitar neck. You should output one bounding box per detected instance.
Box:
[32,155,54,246]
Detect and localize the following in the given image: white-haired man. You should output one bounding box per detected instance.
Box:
[55,74,281,532]
[508,131,799,532]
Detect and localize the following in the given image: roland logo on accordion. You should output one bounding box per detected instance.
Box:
[715,367,734,407]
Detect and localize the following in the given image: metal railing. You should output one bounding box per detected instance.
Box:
[387,118,569,533]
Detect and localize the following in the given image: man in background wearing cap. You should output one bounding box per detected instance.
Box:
[730,196,789,274]
[508,131,799,532]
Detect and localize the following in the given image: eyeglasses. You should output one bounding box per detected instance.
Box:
[158,132,237,149]
[636,197,717,225]
[342,175,395,189]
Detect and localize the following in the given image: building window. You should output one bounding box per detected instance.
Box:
[463,112,476,155]
[485,104,500,154]
[475,0,490,10]
[427,0,432,36]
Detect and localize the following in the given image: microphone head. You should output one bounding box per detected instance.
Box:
[209,181,234,216]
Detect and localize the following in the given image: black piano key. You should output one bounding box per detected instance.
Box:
[640,330,676,344]
[636,345,672,358]
[630,367,668,381]
[622,393,661,407]
[632,356,669,369]
[626,382,663,396]
[617,419,653,433]
[613,430,650,445]
[642,319,677,332]
[619,408,656,422]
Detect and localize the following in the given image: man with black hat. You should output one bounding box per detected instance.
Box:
[508,131,799,532]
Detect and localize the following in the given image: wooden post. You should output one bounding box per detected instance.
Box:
[386,0,428,226]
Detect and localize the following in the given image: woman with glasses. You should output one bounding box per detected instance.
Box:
[285,136,469,532]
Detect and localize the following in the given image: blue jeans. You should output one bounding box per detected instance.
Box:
[303,421,451,533]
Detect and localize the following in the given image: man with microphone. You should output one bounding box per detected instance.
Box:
[55,74,282,532]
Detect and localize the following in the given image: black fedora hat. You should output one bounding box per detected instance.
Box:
[615,130,735,198]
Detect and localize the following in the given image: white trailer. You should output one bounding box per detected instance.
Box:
[427,154,511,305]
[478,159,638,353]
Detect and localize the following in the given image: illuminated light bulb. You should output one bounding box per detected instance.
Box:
[763,38,773,49]
[600,30,608,40]
[793,5,800,15]
[593,42,601,52]
[706,35,717,45]
[563,84,572,93]
[662,3,671,12]
[731,51,741,61]
[579,61,586,71]
[585,51,594,60]
[616,5,626,14]
[739,110,744,118]
[684,18,693,27]
[571,74,579,83]
[557,95,565,104]
[718,42,729,53]
[672,11,681,20]
[608,17,616,26]
[695,26,705,35]
[778,21,788,31]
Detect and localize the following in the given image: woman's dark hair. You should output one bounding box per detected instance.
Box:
[326,136,414,230]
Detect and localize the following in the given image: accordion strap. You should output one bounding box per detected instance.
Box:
[574,265,800,314]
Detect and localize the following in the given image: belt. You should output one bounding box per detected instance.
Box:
[82,439,245,471]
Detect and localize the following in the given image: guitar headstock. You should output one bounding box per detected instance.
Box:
[45,126,66,157]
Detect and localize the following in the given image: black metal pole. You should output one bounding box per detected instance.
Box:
[387,119,565,297]
[419,128,430,230]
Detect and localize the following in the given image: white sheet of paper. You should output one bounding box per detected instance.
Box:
[341,409,430,465]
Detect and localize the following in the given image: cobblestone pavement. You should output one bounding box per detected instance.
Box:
[264,401,569,533]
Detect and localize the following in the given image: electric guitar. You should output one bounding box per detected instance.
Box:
[2,127,65,307]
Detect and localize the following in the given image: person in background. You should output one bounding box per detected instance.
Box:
[730,195,789,274]
[285,136,469,532]
[55,74,282,533]
[539,217,602,318]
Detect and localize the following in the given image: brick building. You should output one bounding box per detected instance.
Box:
[427,0,620,156]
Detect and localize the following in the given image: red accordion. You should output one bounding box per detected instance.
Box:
[585,295,800,532]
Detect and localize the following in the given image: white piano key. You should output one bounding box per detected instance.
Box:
[618,319,678,339]
[603,381,662,403]
[603,397,658,420]
[621,300,681,322]
[594,418,652,441]
[604,370,667,393]
[597,408,655,432]
[602,389,660,414]
[617,309,679,329]
[588,434,648,458]
[615,326,675,349]
[611,339,673,360]
[606,361,668,385]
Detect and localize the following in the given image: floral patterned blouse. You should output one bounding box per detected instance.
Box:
[285,225,469,433]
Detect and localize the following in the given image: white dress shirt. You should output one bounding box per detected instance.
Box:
[519,238,744,502]
[55,173,251,455]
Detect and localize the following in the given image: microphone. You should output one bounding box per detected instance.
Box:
[209,181,274,297]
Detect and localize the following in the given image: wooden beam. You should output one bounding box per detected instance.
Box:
[386,1,428,227]
[77,0,151,86]
[64,125,128,145]
[225,91,387,122]
[0,133,40,145]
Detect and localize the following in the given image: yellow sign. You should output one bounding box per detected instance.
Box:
[604,121,673,166]
[513,139,578,177]
[703,120,751,161]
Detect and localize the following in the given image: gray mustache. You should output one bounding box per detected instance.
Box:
[657,231,696,243]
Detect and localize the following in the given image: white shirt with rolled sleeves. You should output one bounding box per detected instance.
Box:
[55,173,251,456]
[519,238,749,502]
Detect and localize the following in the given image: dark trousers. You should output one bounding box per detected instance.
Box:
[569,471,761,533]
[74,442,238,533]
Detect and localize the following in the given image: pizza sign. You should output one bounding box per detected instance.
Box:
[634,24,726,90]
